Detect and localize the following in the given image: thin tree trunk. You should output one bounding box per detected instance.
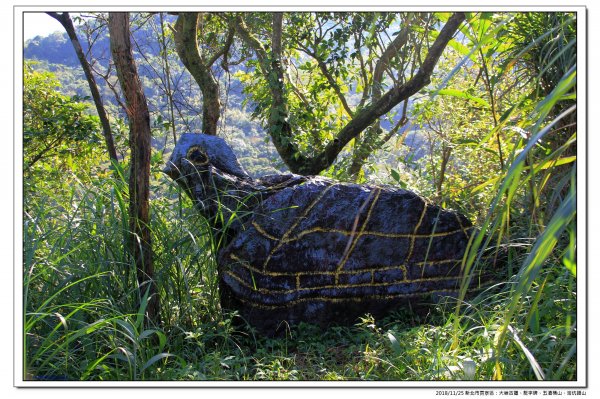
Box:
[268,13,294,146]
[436,146,452,201]
[173,13,222,135]
[47,12,119,163]
[348,105,409,179]
[347,24,413,179]
[108,12,160,325]
[159,12,178,145]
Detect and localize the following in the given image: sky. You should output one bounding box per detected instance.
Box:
[22,12,65,41]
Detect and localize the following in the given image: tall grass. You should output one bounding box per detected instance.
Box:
[446,12,578,381]
[23,169,208,380]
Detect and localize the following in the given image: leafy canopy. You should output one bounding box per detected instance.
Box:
[24,61,102,175]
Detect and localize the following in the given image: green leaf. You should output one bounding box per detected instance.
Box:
[139,329,168,351]
[436,88,491,108]
[507,325,545,381]
[115,319,137,342]
[533,156,576,172]
[135,285,152,331]
[447,38,478,62]
[562,227,576,277]
[386,331,402,355]
[140,353,176,374]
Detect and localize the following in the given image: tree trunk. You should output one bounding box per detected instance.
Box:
[436,146,452,201]
[267,13,295,152]
[173,13,221,135]
[231,14,297,166]
[47,12,119,163]
[108,12,160,325]
[158,12,178,146]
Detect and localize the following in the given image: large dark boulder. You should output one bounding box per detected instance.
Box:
[164,133,478,334]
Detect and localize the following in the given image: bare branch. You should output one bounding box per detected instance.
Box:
[46,12,118,162]
[207,25,235,68]
[372,24,412,100]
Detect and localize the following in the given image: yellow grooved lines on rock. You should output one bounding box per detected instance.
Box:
[255,223,466,242]
[251,221,279,241]
[262,184,335,271]
[454,212,472,239]
[334,187,381,283]
[230,288,461,309]
[405,199,428,263]
[225,186,468,302]
[227,253,463,298]
[223,269,461,296]
[229,252,458,278]
[263,177,298,192]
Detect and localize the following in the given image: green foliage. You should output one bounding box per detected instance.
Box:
[405,14,519,215]
[426,12,578,381]
[24,61,103,178]
[24,163,212,380]
[24,171,162,380]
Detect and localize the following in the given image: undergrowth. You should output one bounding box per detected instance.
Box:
[22,164,576,381]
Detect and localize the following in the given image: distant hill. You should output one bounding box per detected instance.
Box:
[25,31,80,67]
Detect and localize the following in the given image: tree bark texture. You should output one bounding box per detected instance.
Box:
[108,12,160,324]
[173,13,221,135]
[267,13,295,155]
[47,12,119,163]
[231,14,298,171]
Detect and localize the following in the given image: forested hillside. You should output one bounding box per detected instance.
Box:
[24,15,285,176]
[22,11,578,383]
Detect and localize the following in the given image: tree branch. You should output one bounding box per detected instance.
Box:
[231,14,269,69]
[207,25,235,68]
[348,19,413,179]
[354,30,371,110]
[315,57,354,118]
[300,12,466,175]
[231,12,465,176]
[293,26,354,118]
[47,12,119,162]
[372,24,412,99]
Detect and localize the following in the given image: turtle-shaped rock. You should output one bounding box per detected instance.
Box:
[164,133,478,334]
